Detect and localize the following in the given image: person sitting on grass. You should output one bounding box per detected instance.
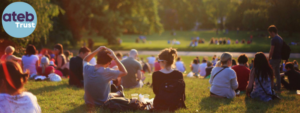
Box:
[109,52,123,68]
[246,52,274,102]
[121,49,143,88]
[154,58,161,72]
[152,48,186,111]
[199,58,208,77]
[22,44,39,78]
[235,39,239,44]
[0,61,41,113]
[280,62,300,90]
[175,57,186,73]
[83,46,127,106]
[204,61,213,78]
[232,54,250,91]
[191,59,200,77]
[227,38,231,45]
[209,52,238,98]
[53,44,68,77]
[69,47,91,88]
[37,57,54,77]
[210,38,214,44]
[1,46,22,63]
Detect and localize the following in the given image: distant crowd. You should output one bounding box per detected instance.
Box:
[0,25,300,112]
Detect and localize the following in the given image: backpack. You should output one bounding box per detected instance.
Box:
[281,40,291,60]
[104,97,151,112]
[154,79,186,111]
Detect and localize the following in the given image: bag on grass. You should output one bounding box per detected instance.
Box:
[48,73,62,82]
[187,72,194,77]
[103,97,151,112]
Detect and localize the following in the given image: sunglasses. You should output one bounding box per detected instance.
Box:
[158,59,165,63]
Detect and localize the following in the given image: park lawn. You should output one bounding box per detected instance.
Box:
[25,56,300,113]
[80,30,300,53]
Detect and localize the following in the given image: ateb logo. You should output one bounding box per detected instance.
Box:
[2,2,37,38]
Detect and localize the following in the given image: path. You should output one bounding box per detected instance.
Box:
[115,51,300,58]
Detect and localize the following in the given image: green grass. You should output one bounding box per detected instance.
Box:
[80,30,300,53]
[25,56,300,113]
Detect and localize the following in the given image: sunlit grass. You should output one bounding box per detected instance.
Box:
[25,56,300,113]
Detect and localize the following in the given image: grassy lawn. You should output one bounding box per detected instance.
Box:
[80,30,300,53]
[25,56,300,113]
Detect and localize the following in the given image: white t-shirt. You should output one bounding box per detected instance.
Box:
[89,57,97,66]
[199,63,207,76]
[147,57,156,64]
[0,92,41,113]
[22,55,39,75]
[175,61,185,72]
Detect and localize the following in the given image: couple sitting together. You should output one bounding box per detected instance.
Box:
[82,46,186,111]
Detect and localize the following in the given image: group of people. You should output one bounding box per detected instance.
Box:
[0,25,300,112]
[209,38,252,45]
[189,37,205,47]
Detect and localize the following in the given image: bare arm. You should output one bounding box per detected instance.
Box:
[106,48,128,77]
[57,55,62,68]
[246,68,255,97]
[269,46,275,60]
[83,46,105,62]
[10,55,22,62]
[137,70,142,80]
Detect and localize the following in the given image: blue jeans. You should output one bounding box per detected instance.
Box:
[270,59,281,91]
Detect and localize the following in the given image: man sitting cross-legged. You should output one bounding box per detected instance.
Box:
[83,46,128,106]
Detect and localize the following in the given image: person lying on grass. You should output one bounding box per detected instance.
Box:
[0,61,41,113]
[83,46,128,106]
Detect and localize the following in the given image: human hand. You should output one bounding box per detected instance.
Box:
[96,46,106,51]
[106,48,117,60]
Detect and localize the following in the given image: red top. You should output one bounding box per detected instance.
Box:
[36,66,55,77]
[154,62,161,71]
[0,55,7,63]
[232,65,250,91]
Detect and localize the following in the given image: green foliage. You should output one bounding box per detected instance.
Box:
[242,9,269,30]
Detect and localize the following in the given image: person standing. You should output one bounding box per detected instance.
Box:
[268,25,283,91]
[121,49,143,88]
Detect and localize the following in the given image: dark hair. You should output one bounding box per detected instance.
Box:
[0,61,29,91]
[232,59,237,66]
[193,59,198,64]
[177,57,181,61]
[212,57,215,60]
[268,25,277,34]
[237,54,248,64]
[97,49,112,65]
[251,59,254,63]
[253,52,273,81]
[285,62,294,70]
[54,44,63,55]
[44,54,51,59]
[158,48,177,67]
[202,58,207,63]
[25,44,36,56]
[64,51,71,58]
[116,53,123,58]
[79,47,91,54]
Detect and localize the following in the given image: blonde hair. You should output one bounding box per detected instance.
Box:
[220,52,232,66]
[41,57,50,74]
[215,61,222,67]
[5,46,15,54]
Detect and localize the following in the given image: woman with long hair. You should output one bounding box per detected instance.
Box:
[53,44,67,77]
[209,52,238,98]
[0,61,41,112]
[21,44,39,77]
[246,52,274,102]
[152,48,186,111]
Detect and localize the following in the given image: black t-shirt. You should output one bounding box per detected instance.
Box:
[152,70,186,109]
[69,56,83,87]
[284,70,300,89]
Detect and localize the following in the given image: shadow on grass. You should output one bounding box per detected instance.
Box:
[244,97,280,113]
[199,97,233,112]
[28,83,82,95]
